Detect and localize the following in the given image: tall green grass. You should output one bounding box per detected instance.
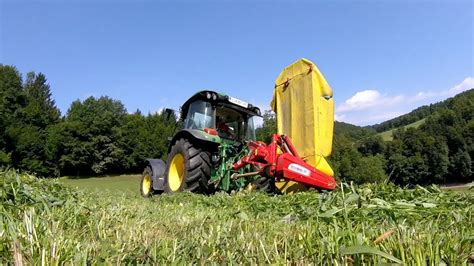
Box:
[1,170,473,264]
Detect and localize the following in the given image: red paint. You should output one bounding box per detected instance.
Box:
[233,134,336,190]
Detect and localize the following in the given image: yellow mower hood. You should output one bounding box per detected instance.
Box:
[271,58,334,180]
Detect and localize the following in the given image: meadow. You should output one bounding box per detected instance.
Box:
[377,119,426,141]
[1,170,473,264]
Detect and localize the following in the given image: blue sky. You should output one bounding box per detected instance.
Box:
[1,0,473,126]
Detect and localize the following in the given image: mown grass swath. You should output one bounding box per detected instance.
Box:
[1,170,473,264]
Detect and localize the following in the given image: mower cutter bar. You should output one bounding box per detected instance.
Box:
[233,134,336,190]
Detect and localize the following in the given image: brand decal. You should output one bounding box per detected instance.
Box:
[288,163,310,176]
[228,96,249,108]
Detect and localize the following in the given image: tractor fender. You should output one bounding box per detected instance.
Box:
[145,159,166,191]
[168,129,220,152]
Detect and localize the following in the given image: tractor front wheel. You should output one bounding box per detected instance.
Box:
[164,138,212,193]
[140,166,154,197]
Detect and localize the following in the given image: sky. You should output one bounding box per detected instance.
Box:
[1,0,473,126]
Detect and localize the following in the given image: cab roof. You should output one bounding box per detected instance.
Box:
[180,90,262,120]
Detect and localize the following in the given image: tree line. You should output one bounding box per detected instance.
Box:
[368,91,472,133]
[0,65,177,177]
[1,64,472,184]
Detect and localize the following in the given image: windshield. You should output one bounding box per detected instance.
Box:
[216,106,257,141]
[184,100,215,130]
[246,116,257,140]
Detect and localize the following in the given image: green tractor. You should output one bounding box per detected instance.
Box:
[140,90,263,196]
[140,59,339,197]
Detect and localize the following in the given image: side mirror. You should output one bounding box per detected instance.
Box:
[164,108,175,120]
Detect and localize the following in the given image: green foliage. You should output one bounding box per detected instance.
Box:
[0,65,24,166]
[120,110,179,172]
[377,118,425,141]
[0,67,61,176]
[57,96,127,175]
[0,151,11,166]
[0,66,180,177]
[335,121,375,140]
[371,89,474,132]
[358,135,385,156]
[330,135,387,184]
[21,72,60,127]
[255,110,276,143]
[335,89,473,185]
[0,64,472,185]
[2,170,473,264]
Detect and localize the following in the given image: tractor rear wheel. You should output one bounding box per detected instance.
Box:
[140,166,154,197]
[164,138,212,193]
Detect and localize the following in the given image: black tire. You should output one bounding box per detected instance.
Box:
[251,176,276,193]
[164,138,212,193]
[140,166,154,197]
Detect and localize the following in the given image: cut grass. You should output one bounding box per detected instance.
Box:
[378,118,426,141]
[2,170,473,264]
[61,174,139,195]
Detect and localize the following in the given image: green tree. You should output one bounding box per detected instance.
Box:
[255,111,276,143]
[59,96,127,175]
[358,135,385,156]
[387,128,449,184]
[0,65,24,166]
[119,110,178,173]
[8,72,61,176]
[330,135,387,184]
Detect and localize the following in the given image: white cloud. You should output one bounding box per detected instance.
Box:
[449,77,474,94]
[336,77,473,126]
[337,90,404,112]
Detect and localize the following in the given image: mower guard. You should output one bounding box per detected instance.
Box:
[145,159,166,191]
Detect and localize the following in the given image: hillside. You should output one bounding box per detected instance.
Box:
[368,89,474,133]
[334,121,375,141]
[377,118,425,141]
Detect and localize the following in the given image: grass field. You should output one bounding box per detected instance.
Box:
[2,170,473,264]
[378,119,426,141]
[61,174,139,194]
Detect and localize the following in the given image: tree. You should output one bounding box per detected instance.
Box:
[58,96,127,175]
[0,65,24,167]
[387,128,449,184]
[4,72,62,176]
[330,135,387,184]
[256,111,276,143]
[21,72,60,127]
[358,135,385,156]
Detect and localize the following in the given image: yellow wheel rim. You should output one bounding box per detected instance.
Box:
[142,174,152,195]
[168,153,185,191]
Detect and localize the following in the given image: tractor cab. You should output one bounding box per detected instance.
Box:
[181,91,261,142]
[139,90,262,195]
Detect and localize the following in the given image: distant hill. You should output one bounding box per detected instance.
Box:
[368,89,474,133]
[377,118,425,141]
[334,89,474,142]
[334,121,375,141]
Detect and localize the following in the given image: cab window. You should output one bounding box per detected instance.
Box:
[184,101,215,130]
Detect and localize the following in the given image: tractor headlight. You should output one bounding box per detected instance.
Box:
[212,93,217,100]
[206,92,211,99]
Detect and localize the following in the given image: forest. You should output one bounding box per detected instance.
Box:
[1,65,473,185]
